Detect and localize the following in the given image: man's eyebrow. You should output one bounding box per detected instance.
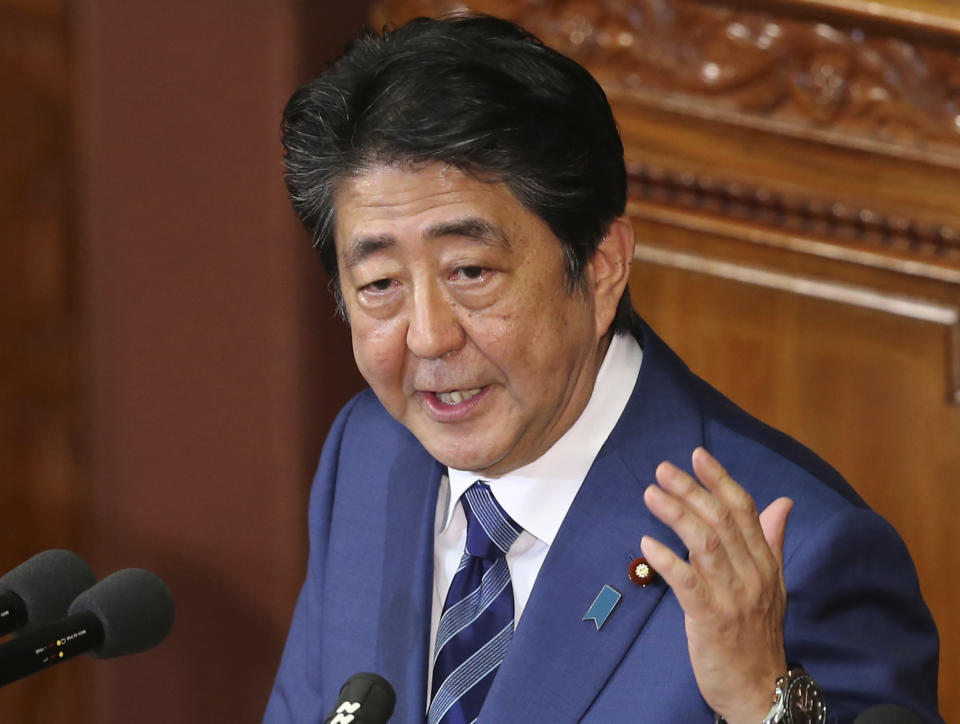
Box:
[341,234,396,270]
[340,217,509,270]
[424,217,510,248]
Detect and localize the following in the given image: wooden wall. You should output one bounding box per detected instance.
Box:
[0,0,370,721]
[372,0,959,721]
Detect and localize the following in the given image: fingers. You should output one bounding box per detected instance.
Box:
[654,456,756,572]
[643,466,741,593]
[642,448,792,721]
[690,448,794,571]
[642,448,794,603]
[759,497,793,568]
[640,532,709,615]
[691,448,769,562]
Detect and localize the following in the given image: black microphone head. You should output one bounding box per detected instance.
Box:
[326,672,396,724]
[854,704,925,724]
[67,568,175,659]
[0,549,97,633]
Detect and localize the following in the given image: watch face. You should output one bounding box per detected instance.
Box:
[785,673,827,724]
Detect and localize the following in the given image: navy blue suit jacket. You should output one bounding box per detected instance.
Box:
[265,323,942,723]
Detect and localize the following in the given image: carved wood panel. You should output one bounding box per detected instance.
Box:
[373,0,960,251]
[374,0,960,152]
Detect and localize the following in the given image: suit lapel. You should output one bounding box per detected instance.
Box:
[481,324,707,723]
[377,450,444,723]
[320,417,443,724]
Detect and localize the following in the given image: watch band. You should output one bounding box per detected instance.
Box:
[762,672,790,724]
[713,664,826,724]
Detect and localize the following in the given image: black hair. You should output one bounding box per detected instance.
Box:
[281,12,641,335]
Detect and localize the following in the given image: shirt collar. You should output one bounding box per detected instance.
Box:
[443,332,643,545]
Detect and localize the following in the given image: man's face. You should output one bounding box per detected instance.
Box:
[334,163,611,477]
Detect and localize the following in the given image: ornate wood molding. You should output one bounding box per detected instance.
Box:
[628,161,960,263]
[372,0,960,156]
[628,198,960,284]
[747,0,960,36]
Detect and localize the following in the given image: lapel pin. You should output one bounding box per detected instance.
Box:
[628,556,656,587]
[583,584,621,631]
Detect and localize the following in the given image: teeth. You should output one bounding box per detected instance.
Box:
[436,388,482,405]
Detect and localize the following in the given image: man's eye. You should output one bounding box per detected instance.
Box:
[454,266,486,281]
[363,278,396,293]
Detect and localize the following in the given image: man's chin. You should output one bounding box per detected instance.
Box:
[402,415,523,475]
[433,452,499,475]
[422,441,507,476]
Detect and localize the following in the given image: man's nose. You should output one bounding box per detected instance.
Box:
[406,284,465,359]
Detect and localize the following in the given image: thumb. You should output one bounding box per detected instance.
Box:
[759,497,793,567]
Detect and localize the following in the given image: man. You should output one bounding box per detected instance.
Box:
[265,13,942,724]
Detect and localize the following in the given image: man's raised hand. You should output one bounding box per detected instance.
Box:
[640,447,793,724]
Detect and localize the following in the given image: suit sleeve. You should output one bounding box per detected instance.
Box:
[781,506,943,724]
[263,395,361,723]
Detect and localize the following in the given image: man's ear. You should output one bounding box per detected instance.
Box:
[588,216,634,334]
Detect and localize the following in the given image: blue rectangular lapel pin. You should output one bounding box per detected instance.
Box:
[583,585,621,631]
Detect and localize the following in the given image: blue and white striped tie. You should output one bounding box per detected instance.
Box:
[428,481,522,724]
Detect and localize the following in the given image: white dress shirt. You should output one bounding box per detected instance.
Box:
[428,332,643,691]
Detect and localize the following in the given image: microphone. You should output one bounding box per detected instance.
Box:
[0,550,96,636]
[322,672,396,724]
[854,704,924,723]
[0,568,174,687]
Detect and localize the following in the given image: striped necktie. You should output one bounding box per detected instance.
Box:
[428,481,522,724]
